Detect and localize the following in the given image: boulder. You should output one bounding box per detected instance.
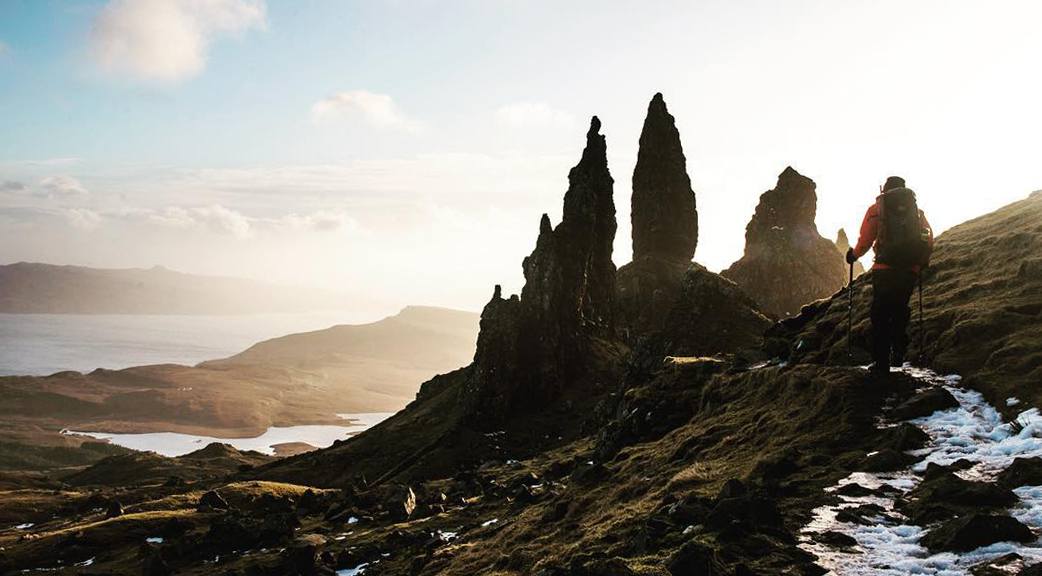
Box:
[704,494,782,531]
[281,534,327,575]
[968,553,1025,576]
[898,471,1017,524]
[836,483,875,497]
[197,490,230,511]
[1021,562,1042,576]
[666,540,724,576]
[920,514,1033,552]
[385,485,417,521]
[997,457,1042,489]
[878,422,931,452]
[891,387,959,420]
[105,500,124,519]
[811,531,858,549]
[722,167,848,318]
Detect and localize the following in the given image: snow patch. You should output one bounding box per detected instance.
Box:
[800,367,1042,575]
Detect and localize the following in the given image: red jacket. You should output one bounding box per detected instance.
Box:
[852,201,934,272]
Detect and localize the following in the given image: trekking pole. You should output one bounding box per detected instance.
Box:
[918,270,924,365]
[847,261,854,357]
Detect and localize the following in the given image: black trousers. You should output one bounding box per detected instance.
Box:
[870,268,918,365]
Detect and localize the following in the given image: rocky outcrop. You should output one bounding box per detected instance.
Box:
[834,228,865,277]
[617,93,699,338]
[632,265,770,368]
[463,117,617,422]
[722,167,847,317]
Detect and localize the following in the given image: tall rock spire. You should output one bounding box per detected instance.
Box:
[631,93,698,263]
[835,228,865,277]
[722,167,847,318]
[616,93,699,339]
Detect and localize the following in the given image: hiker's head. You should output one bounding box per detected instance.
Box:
[883,176,906,192]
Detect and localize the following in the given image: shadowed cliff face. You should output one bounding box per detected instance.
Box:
[617,93,700,339]
[723,166,847,318]
[465,117,618,422]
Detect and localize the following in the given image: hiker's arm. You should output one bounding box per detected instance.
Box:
[920,210,935,267]
[852,206,877,259]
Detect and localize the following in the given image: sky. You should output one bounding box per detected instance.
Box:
[1,0,1041,317]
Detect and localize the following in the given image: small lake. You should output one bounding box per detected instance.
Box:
[63,412,395,457]
[0,311,387,376]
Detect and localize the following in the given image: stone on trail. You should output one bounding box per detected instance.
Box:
[811,530,858,549]
[968,552,1026,576]
[997,456,1042,489]
[898,471,1018,525]
[919,513,1033,552]
[878,422,931,452]
[891,387,960,420]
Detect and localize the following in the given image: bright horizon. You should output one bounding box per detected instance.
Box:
[2,1,1041,316]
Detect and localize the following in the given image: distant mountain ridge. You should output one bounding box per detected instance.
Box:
[0,262,354,314]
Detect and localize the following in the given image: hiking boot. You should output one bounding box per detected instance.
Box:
[868,362,891,375]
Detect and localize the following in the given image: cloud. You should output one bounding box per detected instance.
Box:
[0,39,9,55]
[139,205,355,237]
[311,91,422,133]
[147,204,251,237]
[495,102,575,130]
[0,180,27,192]
[66,208,102,231]
[89,0,267,83]
[38,175,89,198]
[262,210,359,233]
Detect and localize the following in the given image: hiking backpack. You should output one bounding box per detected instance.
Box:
[875,187,929,268]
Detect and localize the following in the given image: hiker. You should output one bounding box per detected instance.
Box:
[846,176,934,373]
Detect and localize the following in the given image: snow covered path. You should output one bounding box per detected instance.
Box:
[800,367,1042,575]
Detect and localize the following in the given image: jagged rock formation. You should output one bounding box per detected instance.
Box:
[834,228,865,277]
[636,264,770,360]
[463,117,618,422]
[617,93,699,338]
[722,167,847,317]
